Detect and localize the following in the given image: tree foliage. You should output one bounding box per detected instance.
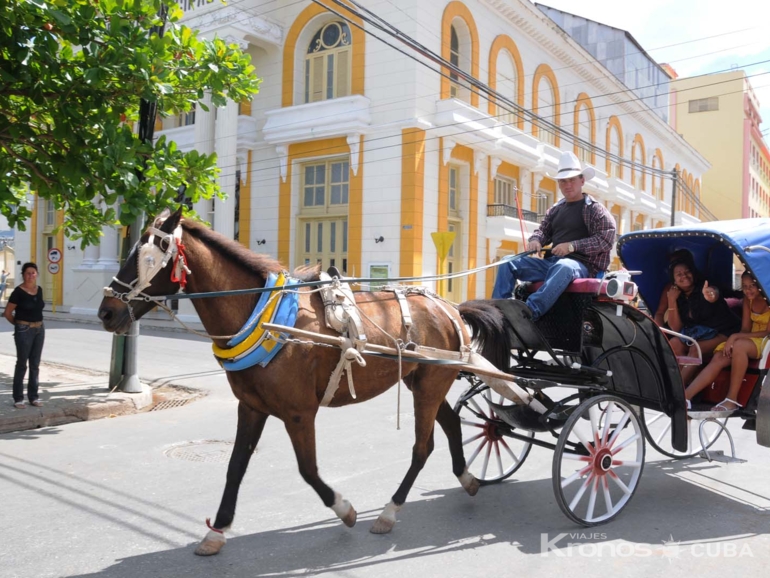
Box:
[0,0,260,245]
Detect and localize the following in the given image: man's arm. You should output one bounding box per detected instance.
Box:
[571,204,616,257]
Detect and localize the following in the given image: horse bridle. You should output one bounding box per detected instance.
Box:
[103,224,190,322]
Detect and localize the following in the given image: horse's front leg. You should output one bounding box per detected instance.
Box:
[371,376,443,534]
[284,411,357,527]
[195,402,269,556]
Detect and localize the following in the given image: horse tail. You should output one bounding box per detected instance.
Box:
[458,300,511,372]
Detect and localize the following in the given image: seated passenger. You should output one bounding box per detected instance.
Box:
[653,248,696,328]
[685,272,770,411]
[491,151,616,321]
[665,260,741,386]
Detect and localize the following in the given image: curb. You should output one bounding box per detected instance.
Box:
[0,383,153,435]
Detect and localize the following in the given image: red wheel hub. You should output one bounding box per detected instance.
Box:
[484,420,504,442]
[592,447,614,476]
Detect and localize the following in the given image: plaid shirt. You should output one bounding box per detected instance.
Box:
[530,194,616,276]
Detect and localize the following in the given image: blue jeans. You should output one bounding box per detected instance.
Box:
[13,324,45,403]
[492,256,589,320]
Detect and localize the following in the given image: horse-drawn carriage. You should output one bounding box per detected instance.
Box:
[455,218,770,525]
[97,211,770,554]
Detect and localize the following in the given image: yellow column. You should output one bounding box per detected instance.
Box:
[400,128,425,278]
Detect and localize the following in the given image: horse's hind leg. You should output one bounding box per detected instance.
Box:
[195,402,268,556]
[435,399,479,497]
[284,411,357,527]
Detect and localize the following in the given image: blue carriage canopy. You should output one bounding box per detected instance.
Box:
[617,218,770,309]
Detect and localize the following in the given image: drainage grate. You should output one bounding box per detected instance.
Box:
[150,398,195,412]
[164,440,235,463]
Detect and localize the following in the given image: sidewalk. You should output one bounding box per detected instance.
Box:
[0,352,154,434]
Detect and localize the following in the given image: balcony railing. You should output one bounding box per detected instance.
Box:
[487,204,542,222]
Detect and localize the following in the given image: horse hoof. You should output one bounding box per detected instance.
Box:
[369,501,400,534]
[459,470,480,497]
[370,516,396,534]
[341,505,357,527]
[465,477,480,497]
[194,531,226,556]
[331,492,357,527]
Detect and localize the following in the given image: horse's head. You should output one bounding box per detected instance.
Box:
[98,207,188,334]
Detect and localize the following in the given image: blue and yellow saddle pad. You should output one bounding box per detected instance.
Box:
[212,272,300,371]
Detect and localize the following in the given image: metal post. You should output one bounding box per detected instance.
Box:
[670,168,678,226]
[109,5,167,393]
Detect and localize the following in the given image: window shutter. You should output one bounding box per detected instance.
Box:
[336,49,350,97]
[311,55,324,102]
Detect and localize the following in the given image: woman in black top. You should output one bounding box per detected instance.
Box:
[3,263,46,409]
[666,260,740,386]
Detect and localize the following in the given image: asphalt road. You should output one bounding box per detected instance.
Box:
[1,320,770,577]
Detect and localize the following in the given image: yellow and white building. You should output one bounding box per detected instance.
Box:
[14,0,710,317]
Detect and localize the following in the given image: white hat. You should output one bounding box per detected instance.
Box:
[551,151,595,181]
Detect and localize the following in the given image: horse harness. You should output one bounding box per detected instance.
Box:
[316,273,469,406]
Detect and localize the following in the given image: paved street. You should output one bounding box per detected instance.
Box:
[2,320,770,577]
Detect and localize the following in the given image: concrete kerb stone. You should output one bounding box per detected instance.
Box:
[0,353,154,434]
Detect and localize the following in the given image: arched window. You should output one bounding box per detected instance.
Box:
[604,117,624,179]
[535,75,556,145]
[450,25,460,97]
[495,50,517,126]
[694,179,701,218]
[304,21,352,103]
[576,103,593,163]
[652,153,662,199]
[678,168,687,211]
[448,20,472,102]
[630,137,645,191]
[608,124,622,178]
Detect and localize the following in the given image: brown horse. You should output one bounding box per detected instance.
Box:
[97,208,480,555]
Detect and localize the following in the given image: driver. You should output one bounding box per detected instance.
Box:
[492,151,616,320]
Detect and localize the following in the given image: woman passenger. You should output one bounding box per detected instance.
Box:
[685,272,770,411]
[665,260,740,387]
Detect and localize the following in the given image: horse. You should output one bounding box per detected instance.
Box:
[97,208,481,556]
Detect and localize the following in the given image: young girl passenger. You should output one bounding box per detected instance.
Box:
[685,272,770,411]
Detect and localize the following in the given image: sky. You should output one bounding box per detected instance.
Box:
[534,0,770,134]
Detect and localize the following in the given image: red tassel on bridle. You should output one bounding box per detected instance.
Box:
[171,241,189,290]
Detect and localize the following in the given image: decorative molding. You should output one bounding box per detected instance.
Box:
[182,4,283,46]
[223,34,250,50]
[490,157,503,181]
[263,95,371,146]
[443,138,457,166]
[276,145,288,183]
[347,134,361,176]
[535,172,549,191]
[474,150,486,176]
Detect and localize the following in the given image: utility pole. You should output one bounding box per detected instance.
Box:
[670,168,679,226]
[109,6,168,393]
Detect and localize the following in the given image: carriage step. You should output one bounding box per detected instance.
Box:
[696,450,747,464]
[489,401,568,432]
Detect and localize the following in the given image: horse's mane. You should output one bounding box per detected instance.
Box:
[181,219,321,282]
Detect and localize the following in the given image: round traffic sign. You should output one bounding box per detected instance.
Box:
[47,262,60,275]
[48,248,62,263]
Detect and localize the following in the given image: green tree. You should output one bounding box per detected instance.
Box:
[0,0,260,246]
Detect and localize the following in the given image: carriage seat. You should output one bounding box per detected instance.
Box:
[525,278,609,294]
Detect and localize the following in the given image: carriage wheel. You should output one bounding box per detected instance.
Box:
[640,407,725,459]
[553,395,645,526]
[453,386,534,484]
